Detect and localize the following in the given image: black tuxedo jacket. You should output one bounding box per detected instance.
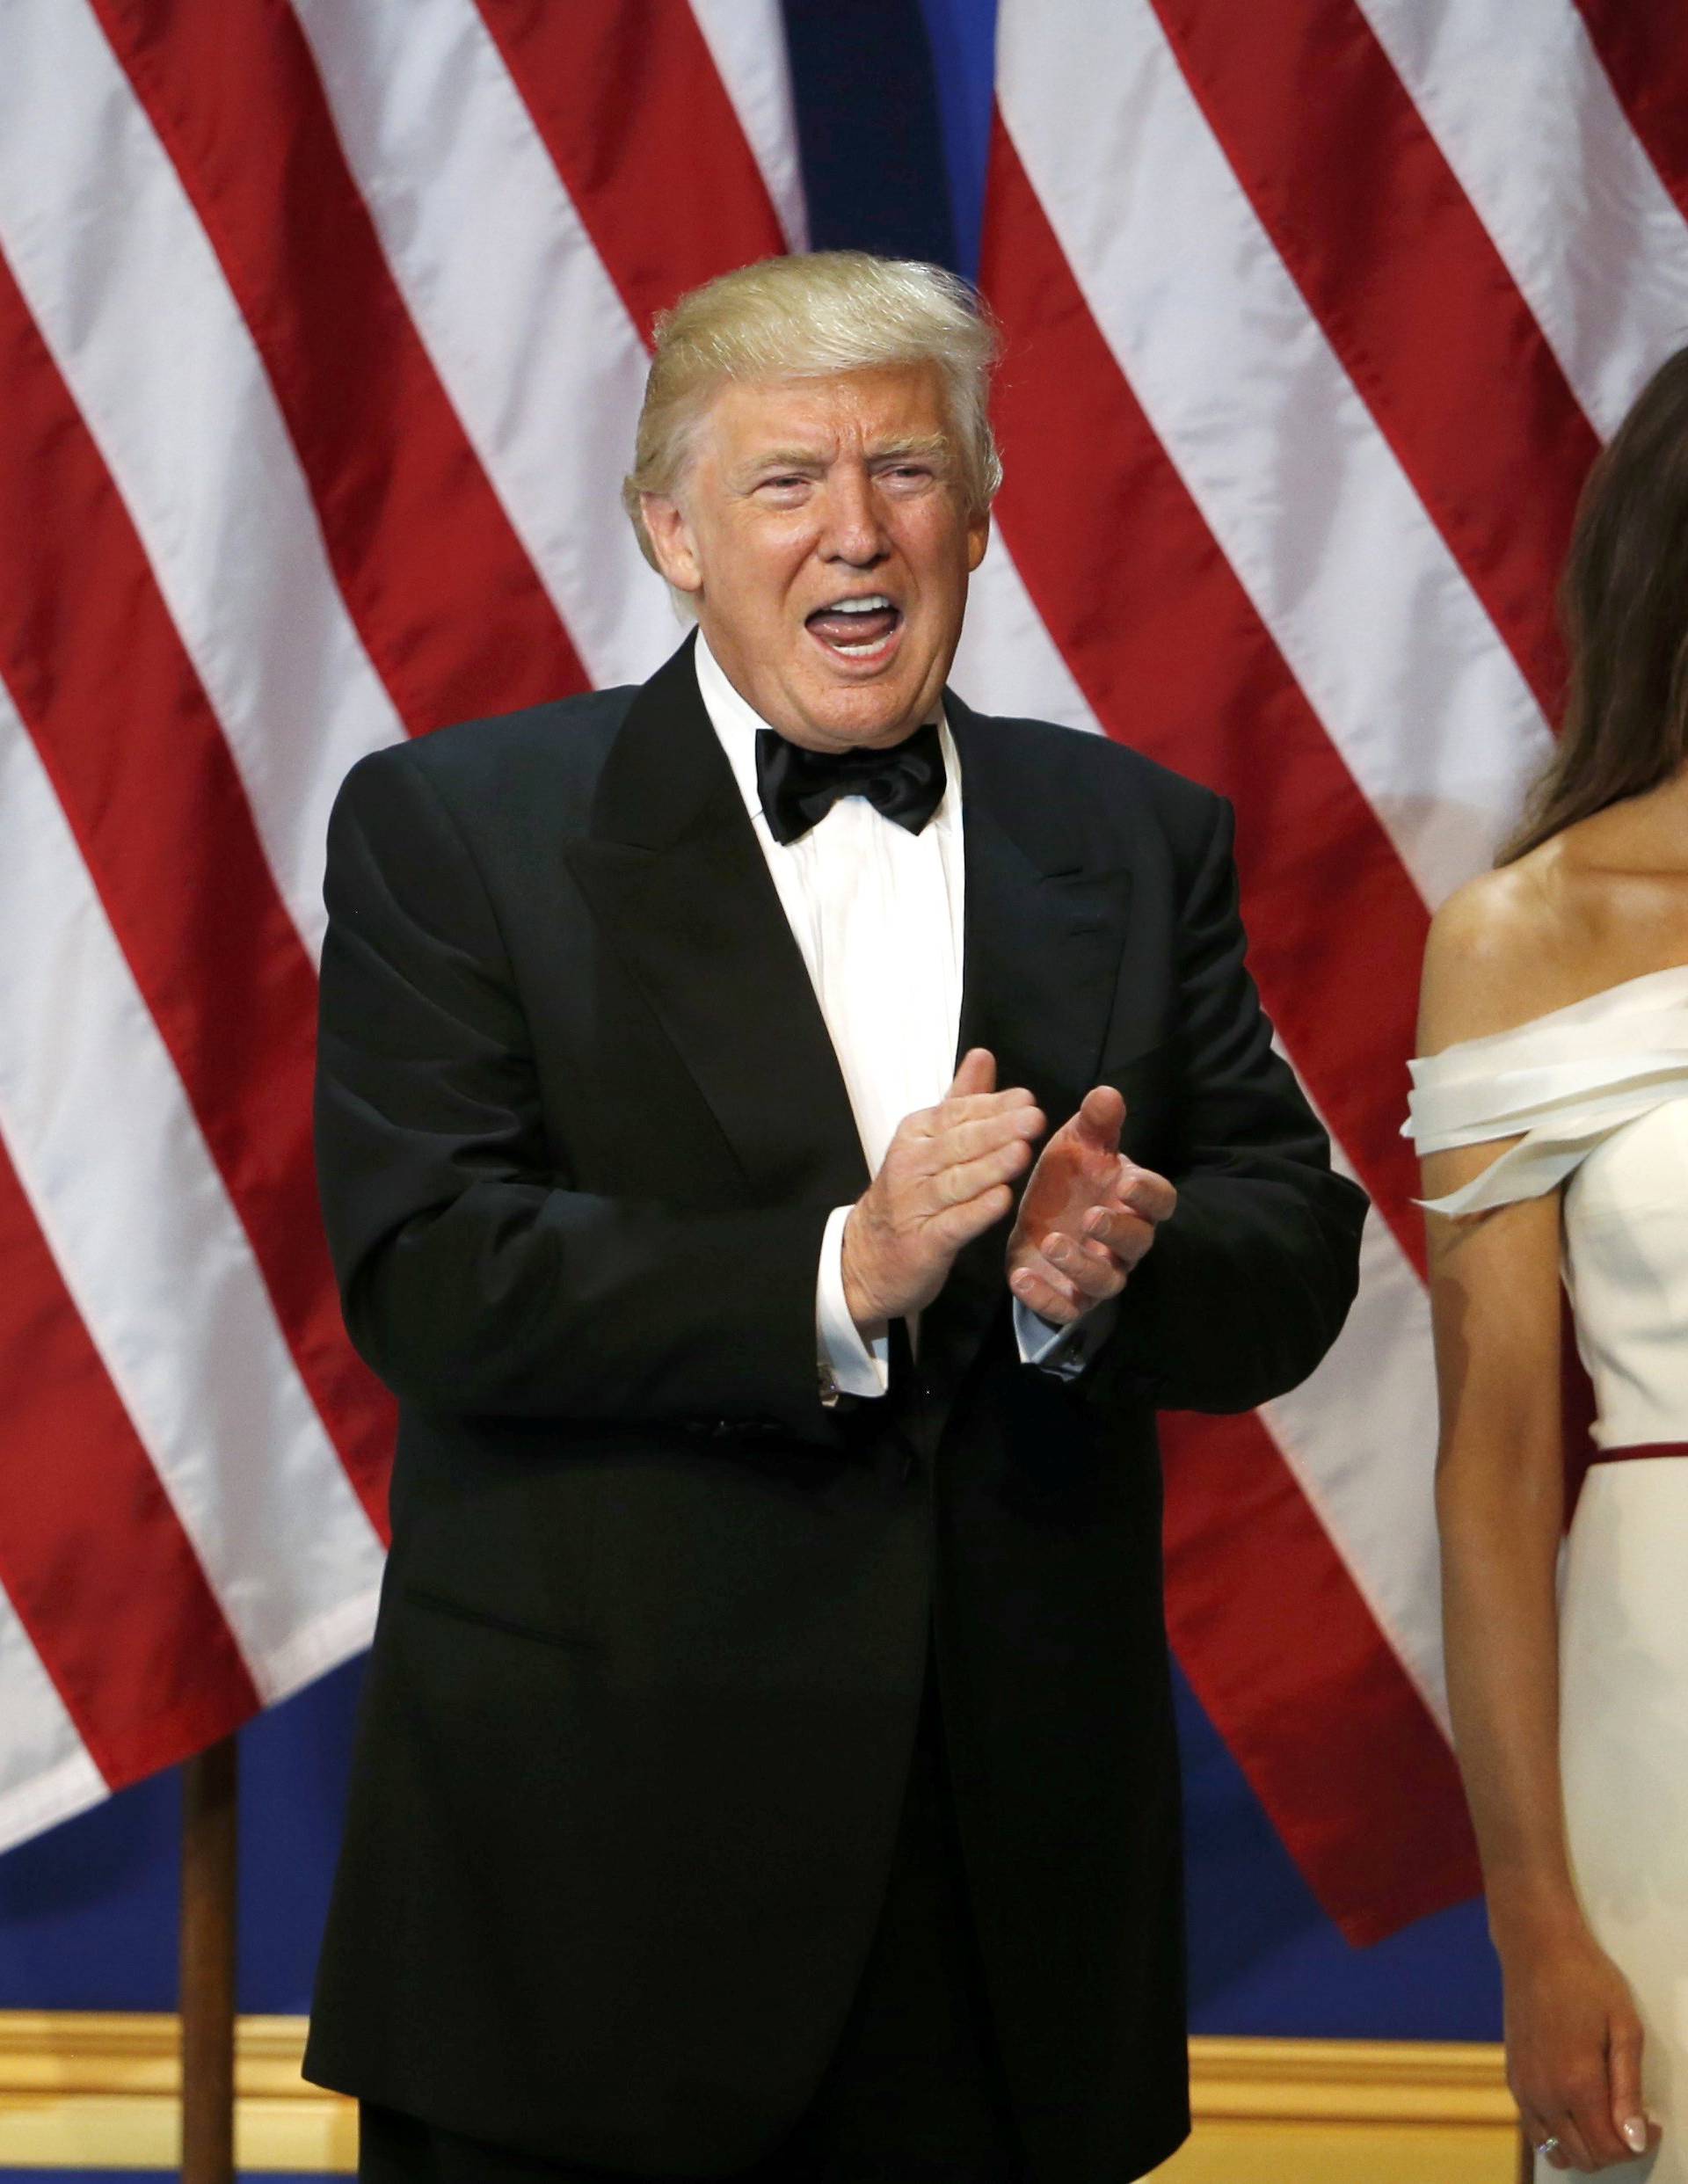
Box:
[303,637,1366,2181]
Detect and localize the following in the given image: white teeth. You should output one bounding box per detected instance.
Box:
[825,594,893,615]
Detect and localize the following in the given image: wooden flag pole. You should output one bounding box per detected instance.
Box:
[180,1734,239,2184]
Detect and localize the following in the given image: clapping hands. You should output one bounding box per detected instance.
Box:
[841,1051,1176,1336]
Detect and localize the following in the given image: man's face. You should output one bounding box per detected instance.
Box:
[641,363,990,752]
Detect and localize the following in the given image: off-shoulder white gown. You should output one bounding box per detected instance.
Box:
[1408,964,1688,2181]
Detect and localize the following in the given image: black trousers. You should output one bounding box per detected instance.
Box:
[359,1654,1025,2183]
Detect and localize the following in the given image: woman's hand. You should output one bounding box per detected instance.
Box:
[1502,1922,1660,2170]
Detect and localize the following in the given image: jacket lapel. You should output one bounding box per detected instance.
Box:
[564,659,1131,1396]
[952,736,1131,1104]
[927,695,1135,1387]
[564,639,869,1211]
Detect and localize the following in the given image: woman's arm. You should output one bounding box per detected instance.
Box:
[1421,890,1651,2174]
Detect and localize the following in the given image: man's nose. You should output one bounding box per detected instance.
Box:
[819,470,889,565]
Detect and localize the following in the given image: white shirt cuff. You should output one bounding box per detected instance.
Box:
[817,1204,890,1401]
[1014,1295,1118,1380]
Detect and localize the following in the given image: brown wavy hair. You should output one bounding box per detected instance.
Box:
[1501,346,1688,863]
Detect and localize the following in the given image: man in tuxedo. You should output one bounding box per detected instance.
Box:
[304,252,1366,2184]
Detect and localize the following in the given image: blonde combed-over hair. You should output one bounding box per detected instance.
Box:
[622,251,1002,571]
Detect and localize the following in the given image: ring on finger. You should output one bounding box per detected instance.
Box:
[1533,2137,1561,2160]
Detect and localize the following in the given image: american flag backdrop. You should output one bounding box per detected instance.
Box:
[3,0,1685,1950]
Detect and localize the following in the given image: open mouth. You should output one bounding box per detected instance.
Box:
[804,593,904,662]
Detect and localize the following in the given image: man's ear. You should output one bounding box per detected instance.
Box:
[966,507,991,573]
[641,493,702,596]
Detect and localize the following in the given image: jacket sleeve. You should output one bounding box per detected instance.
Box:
[313,746,838,1435]
[1092,793,1368,1417]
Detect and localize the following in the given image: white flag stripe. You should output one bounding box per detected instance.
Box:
[291,0,680,694]
[954,542,1102,735]
[995,0,1553,910]
[0,688,386,1696]
[964,536,1450,1717]
[964,521,1449,1695]
[688,0,810,254]
[0,0,403,961]
[1258,1185,1450,1728]
[0,1578,106,1840]
[1355,0,1688,440]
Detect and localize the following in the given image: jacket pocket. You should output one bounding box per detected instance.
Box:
[398,1581,600,1655]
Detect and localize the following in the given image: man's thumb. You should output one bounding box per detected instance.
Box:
[950,1046,997,1096]
[1077,1083,1127,1146]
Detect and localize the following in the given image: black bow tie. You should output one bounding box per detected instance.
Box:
[754,721,946,847]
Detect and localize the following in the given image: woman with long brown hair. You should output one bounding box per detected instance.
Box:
[1410,350,1688,2177]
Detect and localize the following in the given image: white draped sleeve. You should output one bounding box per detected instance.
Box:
[1403,967,1688,1218]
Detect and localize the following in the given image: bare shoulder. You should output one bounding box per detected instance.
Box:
[1417,850,1569,1053]
[1420,783,1688,1053]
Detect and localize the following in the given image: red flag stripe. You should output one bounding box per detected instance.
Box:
[980,118,1430,1276]
[1148,0,1595,723]
[0,244,391,1533]
[473,0,787,343]
[979,130,1478,1926]
[1574,2,1688,228]
[1160,1409,1480,1941]
[0,1137,261,1787]
[91,0,589,738]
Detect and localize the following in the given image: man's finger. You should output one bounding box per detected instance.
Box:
[925,1105,1046,1168]
[948,1046,997,1099]
[1080,1206,1158,1267]
[1008,1261,1083,1323]
[1110,1163,1178,1225]
[915,1089,1040,1145]
[936,1088,1039,1126]
[934,1137,1037,1207]
[1042,1233,1128,1302]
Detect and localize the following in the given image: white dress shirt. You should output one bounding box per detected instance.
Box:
[694,634,1100,1399]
